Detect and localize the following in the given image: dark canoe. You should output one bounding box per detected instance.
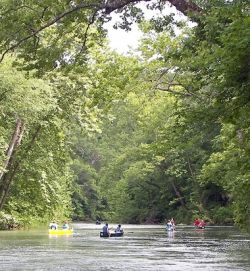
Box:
[100,231,124,237]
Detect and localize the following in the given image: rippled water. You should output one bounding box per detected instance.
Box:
[0,224,249,270]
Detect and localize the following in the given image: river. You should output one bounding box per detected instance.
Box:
[0,223,249,270]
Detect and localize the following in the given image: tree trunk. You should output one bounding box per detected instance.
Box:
[0,118,24,182]
[0,124,41,210]
[187,157,203,213]
[0,162,19,210]
[0,118,25,209]
[170,180,186,207]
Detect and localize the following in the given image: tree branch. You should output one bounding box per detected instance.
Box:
[167,0,202,17]
[157,85,193,96]
[74,10,99,59]
[0,3,100,63]
[104,0,202,16]
[155,71,203,99]
[104,0,151,13]
[155,72,193,97]
[0,0,202,62]
[170,180,186,207]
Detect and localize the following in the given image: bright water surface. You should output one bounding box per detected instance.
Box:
[0,223,249,271]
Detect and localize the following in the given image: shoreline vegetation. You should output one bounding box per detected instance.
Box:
[0,214,235,231]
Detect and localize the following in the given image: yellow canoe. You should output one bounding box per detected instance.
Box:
[48,229,73,235]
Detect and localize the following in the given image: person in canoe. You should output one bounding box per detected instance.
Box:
[193,218,200,228]
[96,219,101,225]
[115,224,123,233]
[194,218,206,229]
[62,221,70,230]
[102,223,110,237]
[49,221,58,230]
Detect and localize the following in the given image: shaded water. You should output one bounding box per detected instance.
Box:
[0,224,249,270]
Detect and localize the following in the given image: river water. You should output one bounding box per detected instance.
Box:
[0,223,249,271]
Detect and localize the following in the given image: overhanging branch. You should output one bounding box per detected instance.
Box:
[104,0,202,16]
[0,0,202,62]
[0,3,100,63]
[157,85,193,97]
[167,0,202,17]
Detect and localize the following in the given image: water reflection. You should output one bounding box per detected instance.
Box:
[167,229,175,240]
[0,224,249,270]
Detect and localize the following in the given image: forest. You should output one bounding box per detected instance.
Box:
[0,0,249,231]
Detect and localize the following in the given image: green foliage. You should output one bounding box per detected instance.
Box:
[0,211,21,230]
[71,159,100,221]
[176,1,250,230]
[0,58,92,225]
[76,0,250,228]
[212,207,233,225]
[0,0,249,232]
[0,0,106,73]
[0,58,56,120]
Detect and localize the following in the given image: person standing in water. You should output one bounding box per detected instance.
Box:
[166,220,174,231]
[170,218,176,230]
